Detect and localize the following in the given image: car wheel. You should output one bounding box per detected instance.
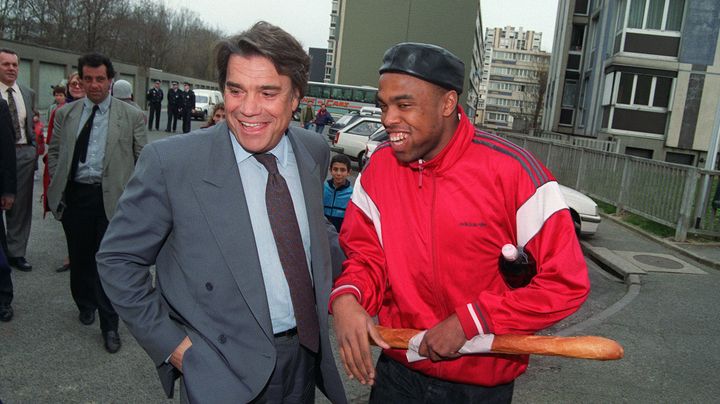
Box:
[570,209,582,236]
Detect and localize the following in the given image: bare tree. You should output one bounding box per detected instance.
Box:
[511,58,549,134]
[0,0,223,81]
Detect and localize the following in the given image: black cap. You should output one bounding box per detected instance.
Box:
[379,42,464,94]
[171,80,179,85]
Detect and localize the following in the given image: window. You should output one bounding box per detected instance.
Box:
[626,0,685,31]
[665,152,694,165]
[487,112,507,122]
[614,72,673,107]
[348,121,382,136]
[562,80,578,108]
[570,24,585,51]
[625,147,653,159]
[574,0,589,15]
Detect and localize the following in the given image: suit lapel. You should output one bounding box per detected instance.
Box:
[287,131,331,299]
[194,123,273,341]
[63,102,84,152]
[19,85,33,142]
[104,98,122,169]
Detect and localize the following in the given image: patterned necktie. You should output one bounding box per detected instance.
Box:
[6,88,22,141]
[76,105,100,164]
[254,153,319,353]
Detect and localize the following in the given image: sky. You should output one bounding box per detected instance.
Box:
[166,0,559,52]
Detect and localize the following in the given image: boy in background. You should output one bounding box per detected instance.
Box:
[324,154,353,232]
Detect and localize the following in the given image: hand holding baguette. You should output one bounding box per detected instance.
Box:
[374,326,624,361]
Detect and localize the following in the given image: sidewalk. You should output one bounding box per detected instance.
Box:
[512,217,720,403]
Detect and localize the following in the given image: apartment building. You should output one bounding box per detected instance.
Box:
[325,0,480,105]
[544,0,720,167]
[475,27,550,131]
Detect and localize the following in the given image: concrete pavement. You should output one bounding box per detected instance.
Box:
[1,120,719,402]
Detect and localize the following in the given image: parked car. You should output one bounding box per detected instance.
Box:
[361,128,388,168]
[191,89,223,121]
[363,133,601,237]
[330,116,383,163]
[328,108,382,141]
[558,184,601,237]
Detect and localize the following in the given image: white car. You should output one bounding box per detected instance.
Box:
[330,116,383,162]
[558,184,601,237]
[361,128,388,168]
[363,133,601,237]
[192,89,223,121]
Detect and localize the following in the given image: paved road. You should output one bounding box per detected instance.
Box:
[1,116,718,403]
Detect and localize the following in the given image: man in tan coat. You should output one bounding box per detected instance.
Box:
[47,53,146,353]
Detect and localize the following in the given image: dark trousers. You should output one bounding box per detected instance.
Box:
[60,182,118,332]
[370,354,514,404]
[0,227,11,306]
[166,108,178,131]
[182,110,192,133]
[250,332,317,403]
[148,103,162,130]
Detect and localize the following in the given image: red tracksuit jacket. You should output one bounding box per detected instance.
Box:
[330,108,590,386]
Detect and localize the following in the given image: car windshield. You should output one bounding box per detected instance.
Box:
[369,129,388,142]
[336,114,354,126]
[196,95,208,103]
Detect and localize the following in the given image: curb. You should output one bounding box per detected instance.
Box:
[580,241,644,285]
[599,212,720,272]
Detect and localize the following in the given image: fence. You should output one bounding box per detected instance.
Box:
[501,133,720,241]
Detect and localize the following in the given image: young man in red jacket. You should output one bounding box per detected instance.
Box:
[330,42,590,402]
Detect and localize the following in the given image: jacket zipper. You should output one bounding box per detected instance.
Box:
[429,169,450,319]
[417,159,424,188]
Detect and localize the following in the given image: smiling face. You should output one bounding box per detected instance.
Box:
[0,52,18,86]
[377,73,457,163]
[81,65,111,104]
[67,74,86,100]
[330,162,350,187]
[223,54,298,153]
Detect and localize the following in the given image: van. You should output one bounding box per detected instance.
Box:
[192,89,223,120]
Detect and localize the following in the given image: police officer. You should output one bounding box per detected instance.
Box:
[146,80,163,131]
[181,82,195,133]
[165,81,182,132]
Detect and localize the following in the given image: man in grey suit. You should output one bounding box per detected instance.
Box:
[47,53,146,353]
[97,22,346,403]
[0,48,36,272]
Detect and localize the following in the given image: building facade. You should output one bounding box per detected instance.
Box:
[475,27,550,131]
[308,47,328,83]
[465,10,485,122]
[325,0,480,105]
[544,0,720,167]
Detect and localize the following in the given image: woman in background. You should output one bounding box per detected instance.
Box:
[202,102,225,128]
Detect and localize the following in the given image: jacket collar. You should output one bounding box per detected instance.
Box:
[407,105,473,174]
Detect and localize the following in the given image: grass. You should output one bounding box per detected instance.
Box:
[595,200,676,239]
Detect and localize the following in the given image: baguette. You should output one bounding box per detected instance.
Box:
[373,326,623,361]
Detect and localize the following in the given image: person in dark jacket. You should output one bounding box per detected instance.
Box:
[0,98,17,321]
[146,80,163,131]
[313,104,334,134]
[323,154,353,232]
[165,81,182,132]
[181,82,195,133]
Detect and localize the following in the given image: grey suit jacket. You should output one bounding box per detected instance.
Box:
[96,122,346,403]
[46,97,147,219]
[18,84,35,146]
